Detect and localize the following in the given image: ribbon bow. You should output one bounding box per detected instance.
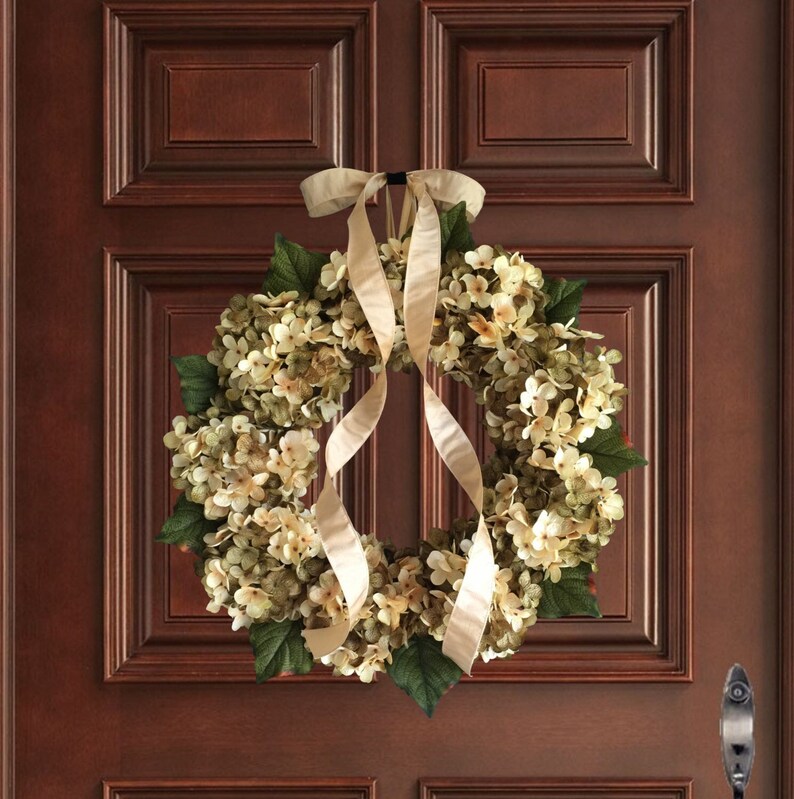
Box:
[299,167,495,675]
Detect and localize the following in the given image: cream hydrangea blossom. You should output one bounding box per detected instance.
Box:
[163,236,641,686]
[266,508,322,566]
[164,414,320,520]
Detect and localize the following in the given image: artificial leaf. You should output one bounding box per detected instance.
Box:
[387,635,462,717]
[249,619,314,683]
[439,201,475,255]
[156,493,219,554]
[542,277,587,326]
[537,563,602,619]
[261,233,329,295]
[170,354,218,414]
[578,419,648,478]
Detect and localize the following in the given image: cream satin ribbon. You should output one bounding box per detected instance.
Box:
[299,168,495,675]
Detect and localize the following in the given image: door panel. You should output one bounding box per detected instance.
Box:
[103,249,376,682]
[426,249,691,682]
[103,779,377,799]
[420,780,692,799]
[11,0,789,797]
[421,1,692,202]
[104,2,376,204]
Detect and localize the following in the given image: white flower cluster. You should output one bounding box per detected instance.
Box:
[165,414,319,519]
[200,503,321,630]
[423,244,628,590]
[208,292,356,429]
[164,240,633,679]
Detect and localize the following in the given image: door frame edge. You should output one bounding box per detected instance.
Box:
[0,0,787,795]
[1,0,13,795]
[781,0,794,795]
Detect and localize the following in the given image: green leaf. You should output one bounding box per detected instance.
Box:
[578,419,648,478]
[261,233,329,295]
[542,278,587,326]
[249,619,314,683]
[170,354,218,414]
[156,493,219,554]
[386,635,462,717]
[439,201,475,256]
[537,563,602,619]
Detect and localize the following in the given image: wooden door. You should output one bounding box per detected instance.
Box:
[6,0,794,797]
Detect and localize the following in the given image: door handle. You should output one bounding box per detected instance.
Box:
[721,663,755,798]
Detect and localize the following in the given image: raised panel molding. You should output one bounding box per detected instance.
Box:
[103,2,375,205]
[421,779,693,799]
[105,780,690,799]
[479,61,632,144]
[104,250,376,682]
[421,0,693,203]
[165,64,319,145]
[104,247,690,683]
[421,249,692,681]
[104,778,376,799]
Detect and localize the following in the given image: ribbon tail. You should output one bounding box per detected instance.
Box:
[423,382,495,675]
[303,473,370,658]
[403,182,495,675]
[298,166,491,671]
[299,169,396,660]
[442,519,494,674]
[302,364,389,656]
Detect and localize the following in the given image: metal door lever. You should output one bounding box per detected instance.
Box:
[721,664,755,798]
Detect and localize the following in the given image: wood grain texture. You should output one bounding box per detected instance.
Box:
[479,62,632,143]
[421,249,691,681]
[103,249,376,681]
[421,0,693,203]
[0,0,11,794]
[104,778,376,799]
[420,779,692,799]
[103,1,376,205]
[780,0,794,794]
[9,0,791,794]
[165,64,318,144]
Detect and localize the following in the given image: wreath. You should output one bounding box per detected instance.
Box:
[160,195,646,715]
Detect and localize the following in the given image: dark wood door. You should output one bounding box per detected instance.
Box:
[9,0,793,797]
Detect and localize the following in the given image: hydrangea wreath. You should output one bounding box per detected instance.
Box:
[160,203,647,715]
